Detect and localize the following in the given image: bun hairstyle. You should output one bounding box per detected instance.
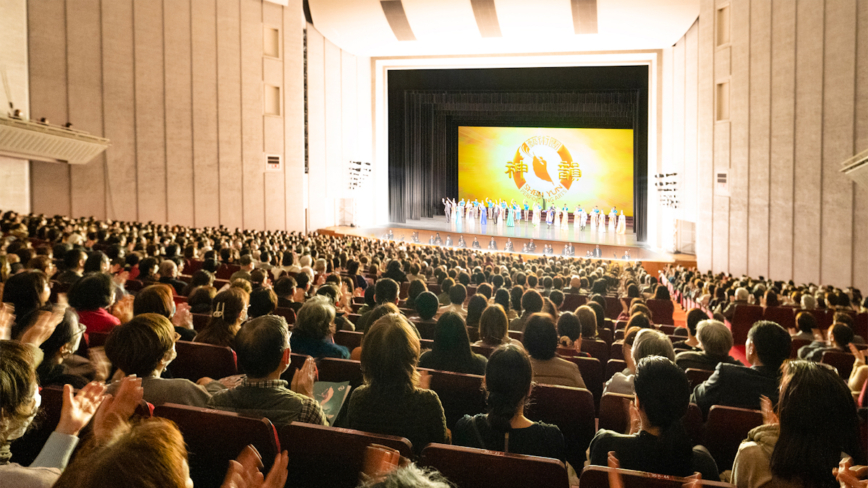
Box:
[484,344,533,434]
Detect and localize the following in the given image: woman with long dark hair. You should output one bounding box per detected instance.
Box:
[590,356,719,480]
[452,344,565,461]
[418,312,487,375]
[731,360,862,488]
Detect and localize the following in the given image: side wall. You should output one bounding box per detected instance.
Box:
[669,0,868,290]
[26,0,370,232]
[0,0,30,213]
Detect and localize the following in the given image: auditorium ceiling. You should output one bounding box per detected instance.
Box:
[307,0,699,57]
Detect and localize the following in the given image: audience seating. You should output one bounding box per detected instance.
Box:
[610,342,624,360]
[317,358,363,384]
[821,351,856,379]
[561,293,587,311]
[856,313,868,341]
[605,359,627,382]
[578,339,609,364]
[334,330,363,352]
[598,327,613,345]
[215,264,240,280]
[525,384,596,468]
[412,320,436,340]
[274,307,296,324]
[424,370,486,429]
[762,306,795,331]
[790,338,811,358]
[725,305,764,345]
[191,313,210,331]
[685,368,714,388]
[646,299,675,325]
[154,403,279,488]
[167,341,237,381]
[703,405,763,471]
[124,279,144,292]
[507,330,523,341]
[561,356,603,411]
[88,330,110,348]
[807,309,833,330]
[605,296,624,320]
[347,313,361,325]
[579,466,736,488]
[279,422,413,488]
[598,392,634,434]
[471,344,495,357]
[421,444,570,488]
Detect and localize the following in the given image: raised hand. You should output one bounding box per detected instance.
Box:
[850,344,866,368]
[760,395,778,425]
[93,375,144,443]
[290,356,317,399]
[221,446,289,488]
[55,382,107,436]
[20,308,63,346]
[173,302,194,329]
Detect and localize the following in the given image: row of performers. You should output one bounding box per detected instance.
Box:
[424,233,632,259]
[442,198,628,234]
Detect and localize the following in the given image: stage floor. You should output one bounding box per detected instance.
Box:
[386,217,639,247]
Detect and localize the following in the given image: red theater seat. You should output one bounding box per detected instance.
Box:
[726,305,764,346]
[334,330,364,351]
[424,370,486,429]
[703,405,763,471]
[598,392,633,434]
[154,403,279,488]
[647,299,675,325]
[561,356,603,412]
[685,368,714,388]
[167,341,237,381]
[526,384,596,468]
[421,444,570,488]
[763,306,795,331]
[821,351,856,379]
[579,466,736,488]
[606,359,627,381]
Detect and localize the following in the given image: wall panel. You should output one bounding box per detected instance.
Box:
[134,0,168,223]
[164,0,195,227]
[768,0,796,281]
[792,0,824,285]
[342,51,358,198]
[696,0,715,272]
[854,2,868,291]
[324,39,342,218]
[683,23,698,224]
[283,2,305,231]
[29,0,71,217]
[747,0,771,278]
[307,27,327,230]
[67,0,105,219]
[102,0,138,221]
[217,0,244,229]
[191,0,220,227]
[820,0,856,286]
[728,0,749,277]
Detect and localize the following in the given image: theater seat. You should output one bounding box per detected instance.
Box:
[154,403,279,488]
[191,313,210,331]
[821,351,856,379]
[703,405,763,471]
[334,330,364,351]
[167,341,237,381]
[274,307,296,324]
[598,392,634,434]
[726,305,764,346]
[790,338,811,358]
[647,299,675,325]
[526,384,596,468]
[421,443,570,488]
[763,306,795,331]
[471,344,495,357]
[561,356,603,412]
[317,357,363,384]
[605,296,624,319]
[424,370,486,429]
[579,466,736,488]
[561,293,587,311]
[578,339,609,363]
[279,421,413,488]
[88,330,110,348]
[605,359,627,381]
[685,368,714,388]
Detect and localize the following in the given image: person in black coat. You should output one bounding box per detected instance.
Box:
[691,321,791,417]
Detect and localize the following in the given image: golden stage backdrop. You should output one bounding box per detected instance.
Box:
[458,127,634,215]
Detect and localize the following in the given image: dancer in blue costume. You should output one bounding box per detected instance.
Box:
[512,201,521,223]
[506,202,515,227]
[480,203,488,225]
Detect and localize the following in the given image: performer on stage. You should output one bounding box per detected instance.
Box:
[445,235,453,246]
[480,204,488,225]
[521,243,529,253]
[608,208,617,233]
[458,199,466,219]
[546,206,554,228]
[553,205,561,226]
[505,238,514,252]
[443,198,451,221]
[523,201,530,221]
[575,205,585,230]
[500,199,508,225]
[512,200,521,224]
[506,202,515,227]
[533,203,541,225]
[617,210,627,234]
[488,237,497,250]
[457,235,467,248]
[561,203,570,228]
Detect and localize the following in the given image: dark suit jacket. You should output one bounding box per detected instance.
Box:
[675,351,742,371]
[691,363,780,417]
[55,269,83,285]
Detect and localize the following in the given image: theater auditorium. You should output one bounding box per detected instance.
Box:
[0,0,866,487]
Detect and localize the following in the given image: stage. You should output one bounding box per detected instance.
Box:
[320,218,697,274]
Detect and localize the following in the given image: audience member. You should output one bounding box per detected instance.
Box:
[418,312,487,375]
[604,328,675,395]
[671,308,706,351]
[522,313,585,388]
[289,296,349,359]
[674,320,741,371]
[193,287,249,348]
[510,289,543,332]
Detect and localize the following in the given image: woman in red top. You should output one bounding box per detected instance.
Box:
[68,272,121,334]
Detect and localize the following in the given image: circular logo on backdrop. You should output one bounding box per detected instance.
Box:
[504,136,581,203]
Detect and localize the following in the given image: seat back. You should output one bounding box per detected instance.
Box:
[471,344,495,357]
[579,339,609,363]
[605,296,624,319]
[425,370,486,429]
[167,341,237,381]
[790,338,811,358]
[579,466,736,488]
[727,305,764,345]
[89,330,110,348]
[610,341,625,360]
[763,306,795,331]
[561,356,603,412]
[703,405,763,470]
[274,307,296,324]
[598,392,634,434]
[685,368,714,388]
[526,384,596,468]
[153,403,279,488]
[808,308,832,330]
[421,444,570,488]
[646,299,675,325]
[598,327,614,345]
[334,330,364,351]
[279,422,413,488]
[191,313,210,331]
[317,357,363,384]
[561,293,587,311]
[856,313,868,341]
[605,359,627,381]
[821,350,856,379]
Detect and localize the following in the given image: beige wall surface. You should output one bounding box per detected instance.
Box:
[0,0,30,214]
[674,0,868,289]
[26,0,369,232]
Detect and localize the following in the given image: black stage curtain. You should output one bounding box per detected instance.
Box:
[388,67,649,241]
